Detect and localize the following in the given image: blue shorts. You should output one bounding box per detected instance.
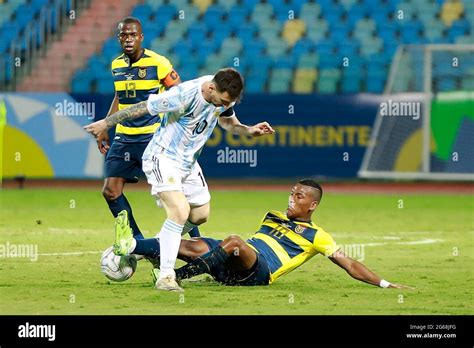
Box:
[200,237,270,286]
[104,140,148,181]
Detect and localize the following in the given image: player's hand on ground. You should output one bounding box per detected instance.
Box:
[84,119,108,138]
[97,131,110,154]
[249,122,275,137]
[388,283,415,289]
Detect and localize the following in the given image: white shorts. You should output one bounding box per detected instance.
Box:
[142,155,210,207]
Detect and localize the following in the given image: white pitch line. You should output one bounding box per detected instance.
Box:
[38,251,102,256]
[36,238,443,257]
[362,238,443,247]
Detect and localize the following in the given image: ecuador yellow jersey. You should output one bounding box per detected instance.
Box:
[246,210,340,284]
[111,48,173,142]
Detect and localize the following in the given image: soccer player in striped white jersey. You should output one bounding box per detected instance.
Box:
[85,68,274,291]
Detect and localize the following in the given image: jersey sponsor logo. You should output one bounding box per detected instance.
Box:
[113,71,126,76]
[138,68,147,79]
[125,73,134,80]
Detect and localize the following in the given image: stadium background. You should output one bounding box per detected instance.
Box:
[0,0,473,318]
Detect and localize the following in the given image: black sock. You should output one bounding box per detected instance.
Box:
[106,194,144,239]
[133,238,160,259]
[175,246,229,280]
[188,226,201,238]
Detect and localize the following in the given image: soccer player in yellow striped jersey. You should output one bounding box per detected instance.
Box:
[97,17,200,246]
[142,179,412,289]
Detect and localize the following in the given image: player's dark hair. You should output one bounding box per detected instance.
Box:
[212,68,244,102]
[118,17,142,32]
[298,179,323,202]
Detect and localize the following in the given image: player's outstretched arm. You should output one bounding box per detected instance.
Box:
[328,249,413,289]
[84,101,148,138]
[96,92,119,154]
[218,115,275,137]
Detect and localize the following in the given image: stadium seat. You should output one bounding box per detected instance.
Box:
[340,0,358,11]
[274,5,296,23]
[266,39,289,59]
[448,19,471,41]
[187,23,208,43]
[236,23,258,42]
[177,4,200,23]
[173,40,194,59]
[293,68,317,93]
[319,54,342,69]
[193,0,213,14]
[297,51,319,69]
[216,0,238,11]
[246,77,266,93]
[251,3,273,21]
[366,68,386,93]
[144,0,165,11]
[292,38,315,58]
[282,19,306,46]
[269,69,292,93]
[244,38,267,57]
[317,68,340,94]
[441,0,464,26]
[131,4,153,23]
[360,37,383,56]
[227,6,251,31]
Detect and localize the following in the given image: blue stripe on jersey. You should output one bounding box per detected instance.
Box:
[298,225,317,243]
[246,237,283,273]
[258,225,305,258]
[115,133,153,143]
[117,88,159,105]
[118,114,160,129]
[112,66,158,81]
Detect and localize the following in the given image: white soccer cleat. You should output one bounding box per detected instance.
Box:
[155,275,184,293]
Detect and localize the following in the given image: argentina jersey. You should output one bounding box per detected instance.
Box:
[111,48,173,143]
[246,210,340,284]
[144,75,235,172]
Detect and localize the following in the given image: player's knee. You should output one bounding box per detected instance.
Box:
[191,215,208,225]
[168,205,191,225]
[102,186,122,201]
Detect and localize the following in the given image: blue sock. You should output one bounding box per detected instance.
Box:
[175,246,229,280]
[133,238,160,259]
[188,226,201,238]
[106,194,144,239]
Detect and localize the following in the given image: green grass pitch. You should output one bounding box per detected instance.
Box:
[0,187,472,315]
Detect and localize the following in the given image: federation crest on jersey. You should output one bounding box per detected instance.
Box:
[138,68,147,79]
[294,225,306,234]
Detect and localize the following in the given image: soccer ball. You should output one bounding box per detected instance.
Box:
[100,246,137,282]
